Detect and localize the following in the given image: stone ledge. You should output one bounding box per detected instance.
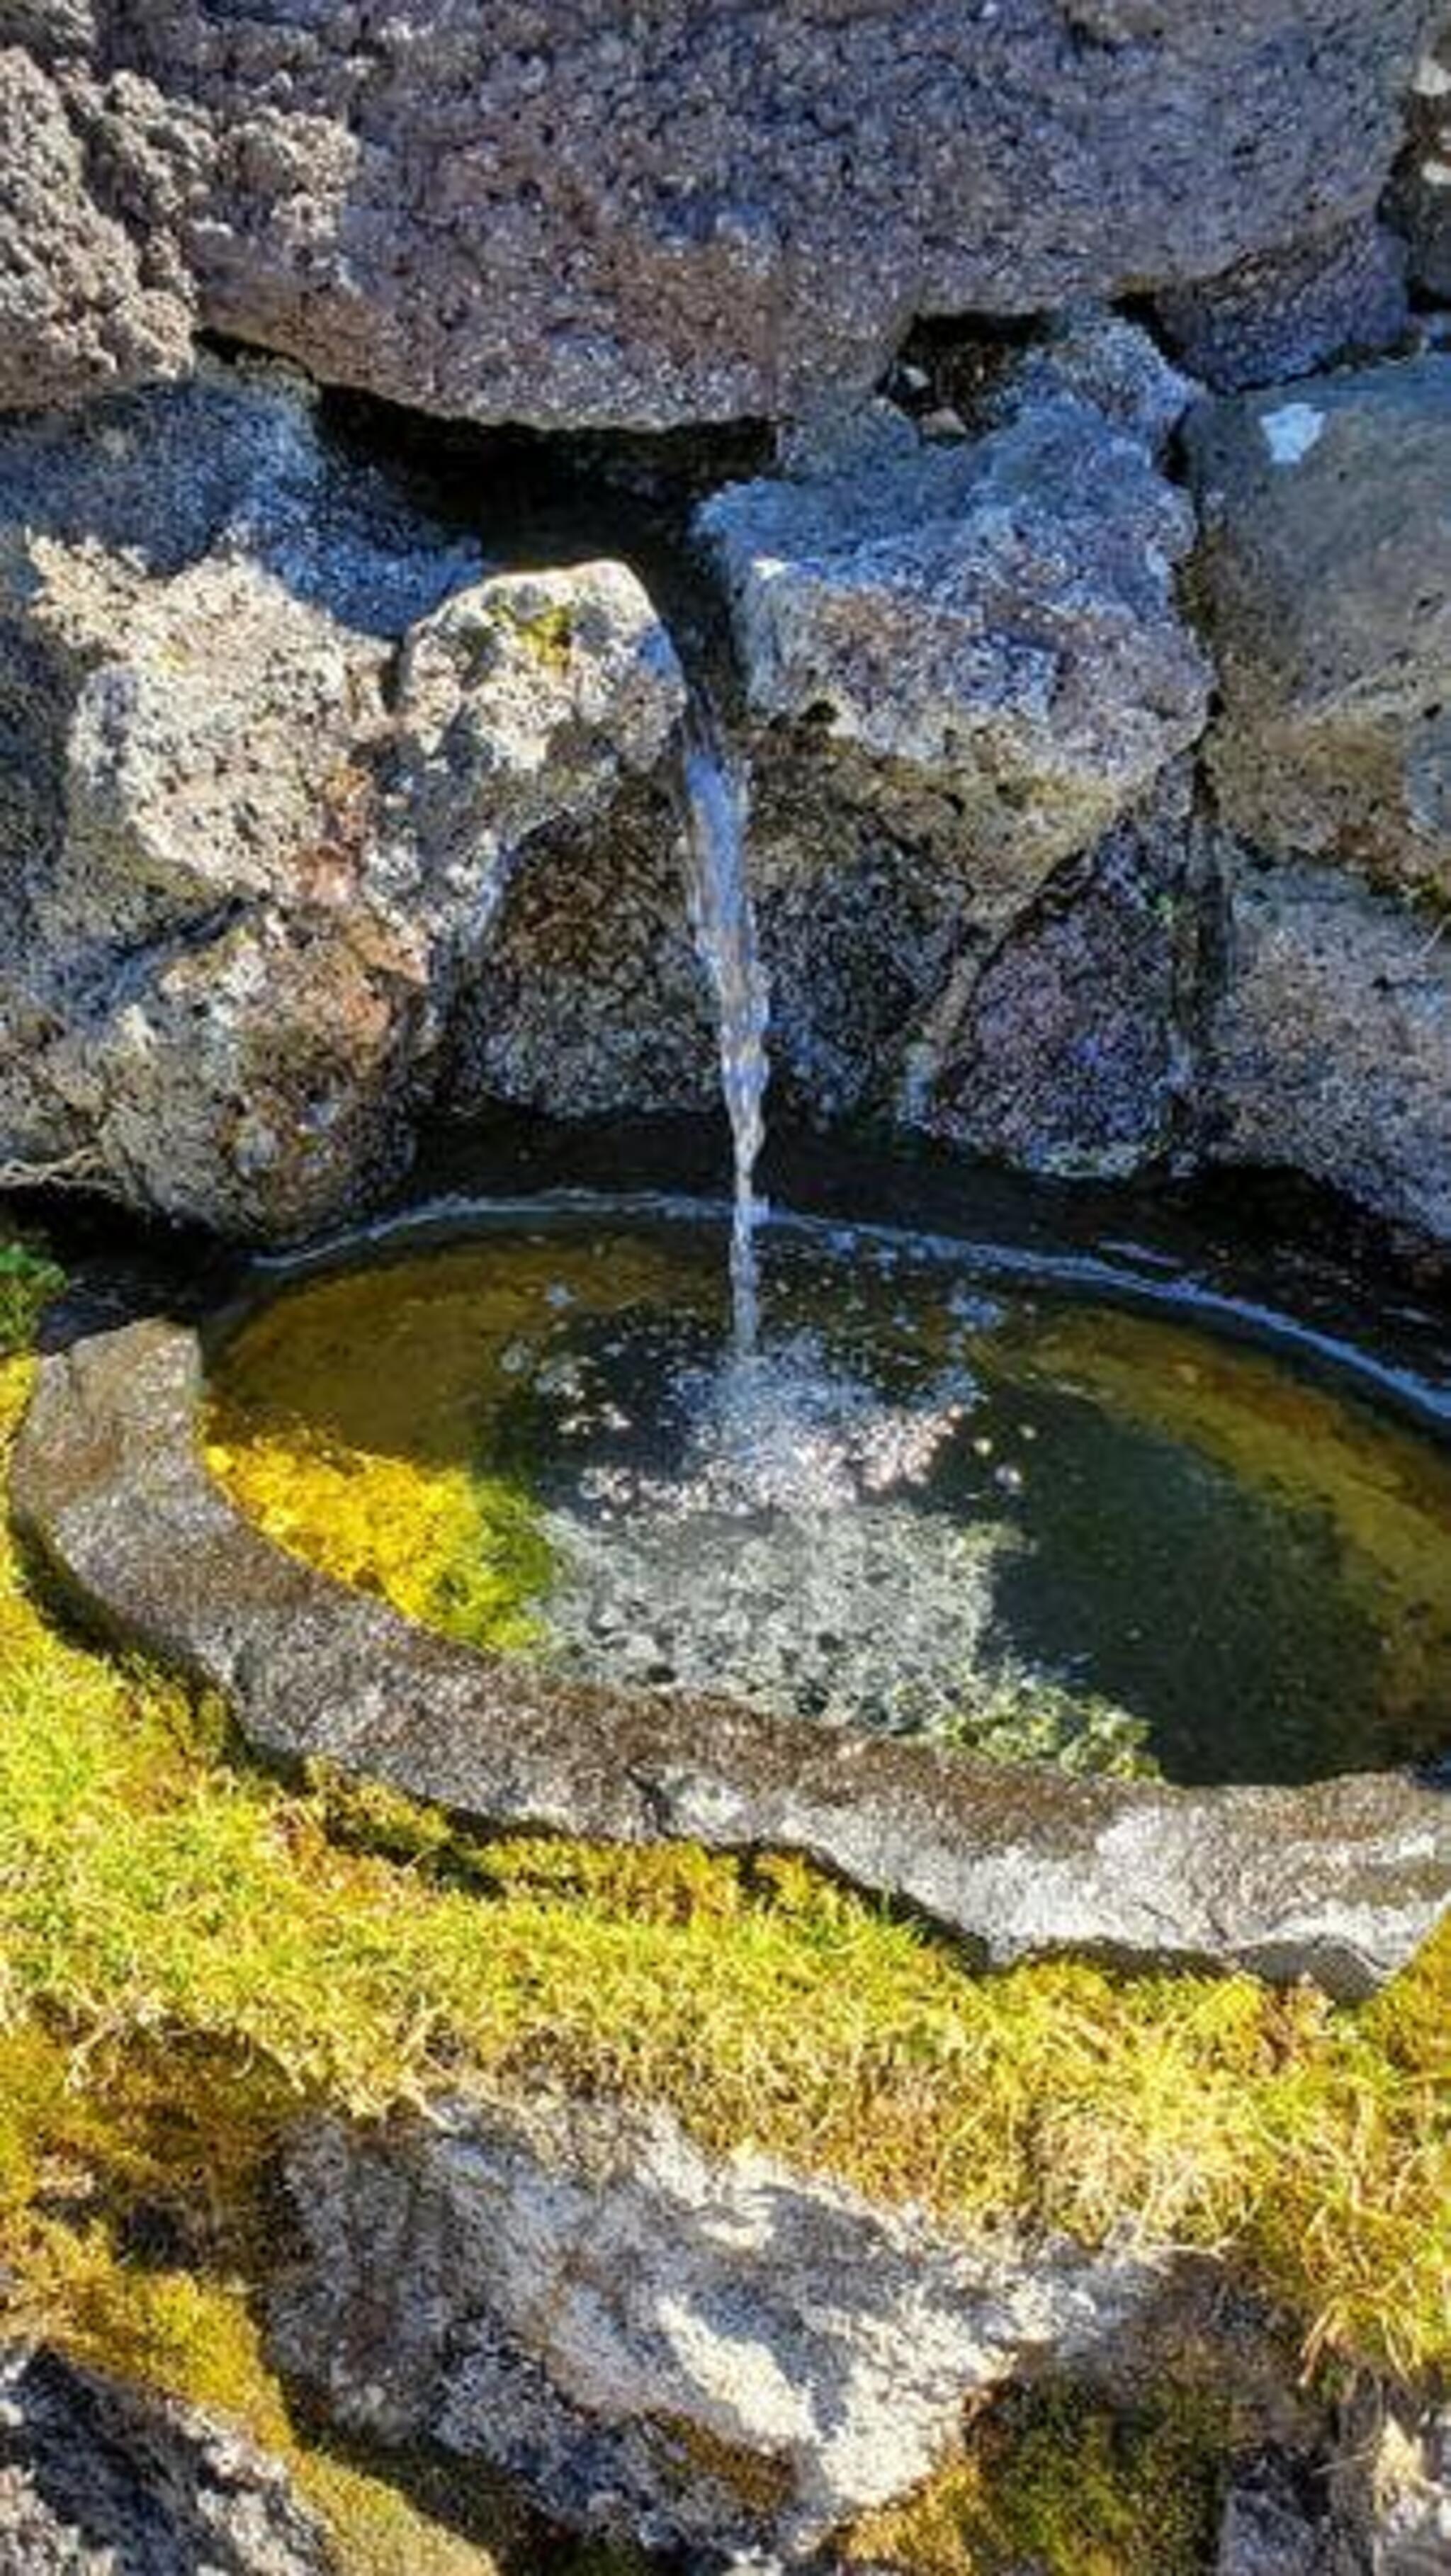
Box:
[11,1314,1450,1999]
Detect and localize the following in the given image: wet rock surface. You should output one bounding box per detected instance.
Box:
[1185,356,1451,900]
[12,1314,1451,1999]
[0,6,1428,431]
[0,2343,334,2575]
[271,2094,1158,2564]
[915,769,1198,1177]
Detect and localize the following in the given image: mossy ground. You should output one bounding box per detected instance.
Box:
[1,1266,1449,2569]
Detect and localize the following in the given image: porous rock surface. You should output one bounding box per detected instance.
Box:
[1185,356,1451,899]
[914,765,1200,1177]
[270,2094,1157,2563]
[1153,213,1410,394]
[0,361,685,1236]
[0,2342,334,2575]
[13,1313,1451,2001]
[699,383,1210,893]
[1389,16,1451,299]
[0,4,1430,431]
[1207,852,1451,1243]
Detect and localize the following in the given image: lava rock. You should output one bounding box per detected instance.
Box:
[0,46,192,414]
[1207,852,1451,1243]
[270,2094,1159,2564]
[1155,215,1411,393]
[0,2343,334,2575]
[0,363,685,1237]
[699,390,1210,895]
[1387,20,1451,300]
[1214,2447,1343,2575]
[913,769,1199,1179]
[0,6,1428,430]
[1186,356,1451,898]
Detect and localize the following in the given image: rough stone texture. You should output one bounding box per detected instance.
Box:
[1214,2448,1348,2575]
[1365,2402,1451,2573]
[1185,356,1451,900]
[0,45,193,414]
[445,775,718,1124]
[913,768,1197,1177]
[13,1314,1451,1999]
[700,390,1210,896]
[0,6,1430,430]
[978,306,1199,456]
[0,2343,334,2575]
[271,2094,1160,2563]
[0,364,685,1236]
[1388,21,1451,299]
[1155,215,1410,393]
[1207,852,1451,1243]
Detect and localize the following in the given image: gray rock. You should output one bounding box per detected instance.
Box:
[0,47,193,414]
[699,394,1210,896]
[0,2343,334,2575]
[0,366,685,1236]
[913,771,1197,1178]
[981,308,1199,456]
[1215,2448,1345,2575]
[1186,356,1451,898]
[444,727,978,1132]
[271,2094,1160,2563]
[1207,852,1451,1243]
[1156,216,1411,393]
[446,776,718,1124]
[0,5,1430,429]
[13,1312,1451,2000]
[1388,22,1451,300]
[1367,2403,1451,2573]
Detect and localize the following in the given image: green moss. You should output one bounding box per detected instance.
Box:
[0,1237,63,1357]
[203,1232,687,1648]
[848,2384,1232,2576]
[509,600,576,670]
[0,1316,1448,2569]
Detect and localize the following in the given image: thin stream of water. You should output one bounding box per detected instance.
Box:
[679,694,770,1352]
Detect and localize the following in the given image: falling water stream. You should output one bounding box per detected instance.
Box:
[679,694,770,1352]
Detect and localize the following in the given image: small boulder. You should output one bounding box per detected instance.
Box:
[271,2094,1158,2565]
[699,390,1209,899]
[915,770,1197,1180]
[1207,852,1451,1242]
[0,2343,334,2575]
[1155,215,1409,393]
[0,365,685,1238]
[1185,356,1451,898]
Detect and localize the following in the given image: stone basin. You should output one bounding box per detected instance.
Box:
[11,1286,1451,2001]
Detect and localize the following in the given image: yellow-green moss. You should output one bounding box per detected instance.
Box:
[847,2385,1233,2576]
[0,1331,1448,2570]
[204,1232,693,1644]
[205,1430,552,1650]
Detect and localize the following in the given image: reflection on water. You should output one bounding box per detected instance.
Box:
[206,1211,1451,1788]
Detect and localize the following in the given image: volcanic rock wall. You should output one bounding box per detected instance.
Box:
[0,3,1448,1245]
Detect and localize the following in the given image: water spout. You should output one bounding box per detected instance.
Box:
[680,694,771,1353]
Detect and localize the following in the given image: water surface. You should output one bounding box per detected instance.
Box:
[206,1207,1451,1788]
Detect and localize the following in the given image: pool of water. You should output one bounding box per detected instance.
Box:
[205,1204,1451,1787]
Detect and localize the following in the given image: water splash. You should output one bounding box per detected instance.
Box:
[680,694,771,1352]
